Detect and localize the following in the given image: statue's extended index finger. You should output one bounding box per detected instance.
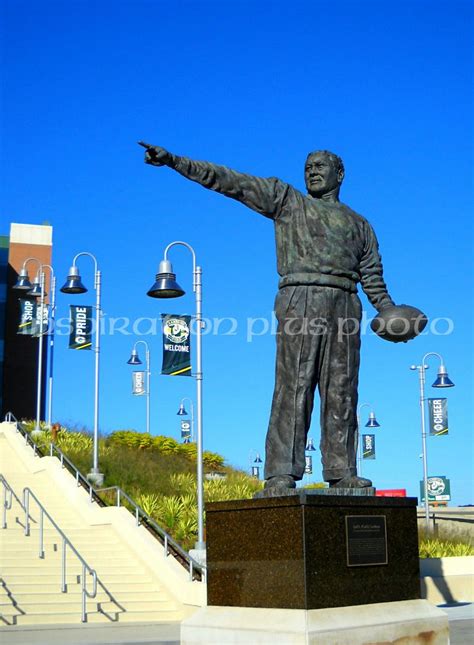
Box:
[138,141,155,149]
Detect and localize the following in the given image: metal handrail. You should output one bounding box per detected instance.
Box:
[95,486,203,580]
[22,485,98,622]
[4,412,206,580]
[0,474,97,622]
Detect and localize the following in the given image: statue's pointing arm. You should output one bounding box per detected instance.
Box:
[359,223,395,312]
[139,143,288,219]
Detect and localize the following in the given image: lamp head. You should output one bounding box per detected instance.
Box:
[432,364,454,388]
[177,403,188,416]
[147,259,185,298]
[26,275,46,298]
[306,437,316,451]
[365,411,380,428]
[127,349,142,365]
[254,453,263,463]
[60,266,87,294]
[13,268,32,291]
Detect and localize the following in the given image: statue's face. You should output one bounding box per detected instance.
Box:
[305,153,343,197]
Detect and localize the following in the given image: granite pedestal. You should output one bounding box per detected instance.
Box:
[205,491,420,610]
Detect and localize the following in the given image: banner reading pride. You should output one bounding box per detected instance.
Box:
[68,305,93,350]
[161,314,192,376]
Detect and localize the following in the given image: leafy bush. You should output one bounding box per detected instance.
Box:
[419,539,474,558]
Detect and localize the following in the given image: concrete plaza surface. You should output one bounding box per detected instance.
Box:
[2,603,472,645]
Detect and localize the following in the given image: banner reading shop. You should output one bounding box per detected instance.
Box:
[428,398,449,436]
[17,298,37,335]
[68,305,93,350]
[161,314,192,376]
[363,434,376,459]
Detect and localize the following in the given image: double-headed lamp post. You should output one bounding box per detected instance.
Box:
[410,353,454,532]
[127,340,151,434]
[248,450,263,479]
[60,252,103,485]
[177,398,194,442]
[356,403,380,476]
[146,241,205,551]
[13,259,56,434]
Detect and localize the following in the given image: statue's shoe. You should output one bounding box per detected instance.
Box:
[264,475,296,490]
[329,475,372,488]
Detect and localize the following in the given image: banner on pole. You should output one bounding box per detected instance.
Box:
[32,303,49,336]
[17,298,37,335]
[68,305,93,350]
[251,466,261,478]
[161,314,192,376]
[132,371,146,395]
[362,434,376,459]
[419,476,451,502]
[305,455,313,474]
[428,398,449,436]
[180,419,191,440]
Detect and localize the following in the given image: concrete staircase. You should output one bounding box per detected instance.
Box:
[0,422,204,627]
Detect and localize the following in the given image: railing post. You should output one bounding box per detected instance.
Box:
[89,485,93,503]
[61,537,67,592]
[117,488,121,508]
[189,560,193,581]
[135,507,139,526]
[1,484,6,529]
[81,564,87,622]
[50,443,53,456]
[39,508,44,558]
[23,490,30,536]
[164,534,168,557]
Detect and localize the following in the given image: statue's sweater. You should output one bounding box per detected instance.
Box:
[171,156,394,312]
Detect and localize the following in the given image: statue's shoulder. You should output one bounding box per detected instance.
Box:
[340,202,372,228]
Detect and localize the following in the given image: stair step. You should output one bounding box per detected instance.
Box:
[4,580,164,594]
[0,598,177,613]
[1,572,156,584]
[10,608,184,625]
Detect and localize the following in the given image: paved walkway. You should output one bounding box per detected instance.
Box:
[2,604,472,644]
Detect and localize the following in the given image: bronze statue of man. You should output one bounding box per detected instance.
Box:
[140,143,395,491]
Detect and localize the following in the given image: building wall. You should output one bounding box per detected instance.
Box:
[1,223,53,420]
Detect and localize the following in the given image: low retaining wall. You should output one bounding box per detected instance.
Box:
[420,556,474,604]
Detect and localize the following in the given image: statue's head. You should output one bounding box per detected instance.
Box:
[305,150,345,198]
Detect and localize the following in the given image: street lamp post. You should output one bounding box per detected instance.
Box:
[127,340,151,434]
[13,258,55,435]
[304,437,316,483]
[60,252,103,485]
[410,353,454,532]
[356,403,380,476]
[177,397,194,442]
[146,241,205,550]
[28,266,57,430]
[248,450,263,479]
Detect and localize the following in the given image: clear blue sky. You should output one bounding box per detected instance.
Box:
[1,0,472,504]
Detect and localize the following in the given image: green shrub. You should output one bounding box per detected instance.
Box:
[419,539,474,558]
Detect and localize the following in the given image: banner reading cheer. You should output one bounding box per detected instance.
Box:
[428,398,449,436]
[161,314,192,376]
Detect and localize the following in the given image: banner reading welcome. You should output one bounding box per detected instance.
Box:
[161,314,192,376]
